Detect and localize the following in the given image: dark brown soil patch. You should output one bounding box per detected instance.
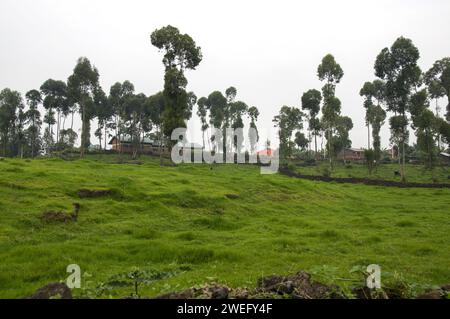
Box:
[41,203,80,223]
[27,282,72,299]
[155,271,345,299]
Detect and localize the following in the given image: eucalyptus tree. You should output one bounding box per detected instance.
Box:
[273,106,303,162]
[409,89,437,168]
[93,86,111,150]
[317,54,344,169]
[15,104,27,158]
[25,90,42,157]
[359,80,387,161]
[151,25,202,150]
[0,89,23,156]
[224,87,237,154]
[146,91,165,163]
[424,57,450,122]
[230,100,248,155]
[197,97,209,149]
[122,93,147,159]
[204,91,227,153]
[375,37,421,182]
[247,106,260,155]
[67,57,100,157]
[359,81,375,149]
[370,80,387,161]
[109,81,135,151]
[301,89,322,156]
[185,92,197,122]
[368,104,386,162]
[332,115,353,161]
[40,79,67,146]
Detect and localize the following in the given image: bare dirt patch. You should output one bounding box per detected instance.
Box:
[27,282,72,299]
[41,203,80,223]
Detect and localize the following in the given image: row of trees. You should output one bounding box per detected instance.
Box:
[0,25,261,161]
[272,37,450,180]
[365,37,450,181]
[273,54,353,169]
[1,29,449,176]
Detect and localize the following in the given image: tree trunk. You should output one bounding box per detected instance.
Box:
[31,117,35,158]
[80,104,85,158]
[104,125,107,150]
[314,133,318,160]
[56,111,60,146]
[328,128,333,170]
[202,130,205,150]
[159,126,163,166]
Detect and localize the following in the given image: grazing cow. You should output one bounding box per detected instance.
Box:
[394,171,401,176]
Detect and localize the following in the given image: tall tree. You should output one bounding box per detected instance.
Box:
[409,89,438,168]
[25,90,42,157]
[108,81,135,153]
[360,81,375,149]
[375,37,421,182]
[122,93,147,159]
[301,89,322,157]
[230,100,248,155]
[332,115,354,161]
[40,79,67,149]
[0,89,23,156]
[151,25,202,153]
[93,86,111,150]
[247,106,260,155]
[273,106,303,162]
[197,97,209,149]
[204,91,227,153]
[317,54,344,169]
[145,92,165,163]
[370,80,387,161]
[424,57,450,122]
[67,57,100,157]
[14,103,27,158]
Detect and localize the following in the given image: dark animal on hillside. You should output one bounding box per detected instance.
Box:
[394,171,401,176]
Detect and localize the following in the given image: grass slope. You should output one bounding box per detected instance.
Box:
[0,155,449,298]
[295,161,450,184]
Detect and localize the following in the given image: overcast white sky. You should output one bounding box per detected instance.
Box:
[1,0,450,150]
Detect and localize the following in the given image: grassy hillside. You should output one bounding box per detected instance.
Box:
[0,155,449,298]
[294,161,450,184]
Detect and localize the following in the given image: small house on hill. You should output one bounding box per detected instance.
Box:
[337,148,365,161]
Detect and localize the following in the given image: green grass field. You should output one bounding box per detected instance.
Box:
[294,161,450,184]
[0,155,449,298]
